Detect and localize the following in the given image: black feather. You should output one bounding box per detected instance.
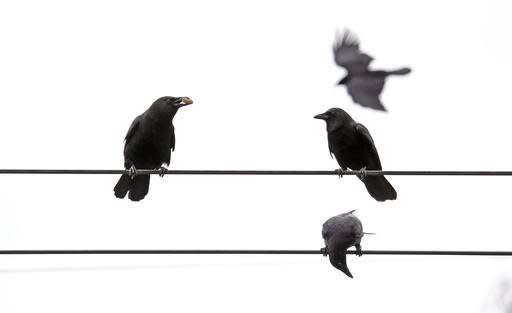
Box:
[315,107,397,201]
[113,96,189,201]
[333,29,411,111]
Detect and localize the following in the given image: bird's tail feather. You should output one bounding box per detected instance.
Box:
[387,67,411,75]
[128,175,151,201]
[363,176,397,202]
[114,174,132,199]
[329,253,353,278]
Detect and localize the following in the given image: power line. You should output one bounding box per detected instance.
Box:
[0,169,512,176]
[1,250,511,256]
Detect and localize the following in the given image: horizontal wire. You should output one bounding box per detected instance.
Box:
[1,169,512,176]
[1,250,512,256]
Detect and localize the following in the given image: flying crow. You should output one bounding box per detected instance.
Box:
[333,29,411,111]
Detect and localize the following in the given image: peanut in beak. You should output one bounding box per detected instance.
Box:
[181,97,193,105]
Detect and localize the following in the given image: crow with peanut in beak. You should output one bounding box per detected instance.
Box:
[114,96,193,201]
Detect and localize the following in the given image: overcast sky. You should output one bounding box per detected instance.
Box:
[0,0,511,312]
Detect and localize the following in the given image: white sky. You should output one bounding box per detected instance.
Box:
[0,0,511,312]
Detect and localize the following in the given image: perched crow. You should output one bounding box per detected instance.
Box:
[114,96,193,201]
[322,210,364,278]
[333,29,411,111]
[314,107,397,201]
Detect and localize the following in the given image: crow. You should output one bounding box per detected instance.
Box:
[314,107,397,201]
[114,96,193,201]
[322,210,364,278]
[333,29,411,111]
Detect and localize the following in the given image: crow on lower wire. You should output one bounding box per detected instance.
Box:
[322,210,367,278]
[114,96,193,201]
[333,29,411,111]
[314,107,397,201]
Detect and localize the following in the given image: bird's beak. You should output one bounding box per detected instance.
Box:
[176,97,193,107]
[314,113,328,120]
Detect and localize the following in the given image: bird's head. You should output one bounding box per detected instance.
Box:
[314,107,353,131]
[151,96,193,116]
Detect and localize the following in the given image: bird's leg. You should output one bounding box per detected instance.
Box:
[321,247,329,256]
[158,164,168,178]
[355,243,362,257]
[336,168,345,178]
[128,165,138,179]
[336,165,348,178]
[357,167,367,182]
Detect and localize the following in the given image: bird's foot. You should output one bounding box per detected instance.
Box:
[357,167,367,182]
[336,168,344,178]
[321,247,329,256]
[128,165,138,179]
[355,244,362,257]
[158,166,167,178]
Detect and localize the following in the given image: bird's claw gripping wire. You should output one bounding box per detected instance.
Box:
[158,167,167,178]
[321,247,329,256]
[355,244,363,257]
[128,165,138,179]
[357,167,367,182]
[336,168,344,178]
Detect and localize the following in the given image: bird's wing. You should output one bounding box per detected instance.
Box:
[332,229,358,249]
[354,123,382,169]
[322,228,329,240]
[346,76,386,111]
[328,142,334,159]
[124,114,143,144]
[345,230,359,246]
[322,219,333,240]
[333,30,373,74]
[322,225,329,240]
[170,124,175,151]
[354,221,364,243]
[348,215,364,242]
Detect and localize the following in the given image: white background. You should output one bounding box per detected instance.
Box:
[0,0,511,312]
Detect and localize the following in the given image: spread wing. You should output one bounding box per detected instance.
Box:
[333,30,373,74]
[354,123,382,169]
[346,76,386,111]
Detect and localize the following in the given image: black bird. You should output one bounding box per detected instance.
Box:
[114,96,193,201]
[314,107,397,201]
[322,210,364,278]
[333,29,411,111]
